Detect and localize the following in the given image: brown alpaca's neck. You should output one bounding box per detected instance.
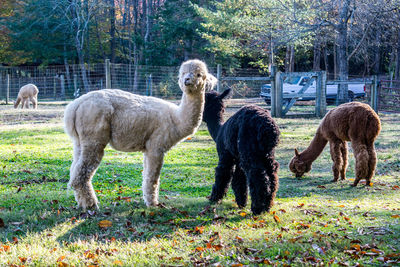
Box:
[300,129,328,163]
[176,92,205,137]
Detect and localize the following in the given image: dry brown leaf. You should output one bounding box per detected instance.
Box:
[98,220,112,228]
[57,256,66,262]
[113,260,123,266]
[273,215,281,223]
[194,226,204,234]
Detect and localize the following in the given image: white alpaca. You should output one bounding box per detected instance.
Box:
[64,59,213,210]
[14,84,39,109]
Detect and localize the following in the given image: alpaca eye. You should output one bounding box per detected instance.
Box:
[197,73,201,77]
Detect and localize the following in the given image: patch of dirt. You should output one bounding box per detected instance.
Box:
[0,103,66,126]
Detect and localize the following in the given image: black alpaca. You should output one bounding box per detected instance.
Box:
[203,89,280,215]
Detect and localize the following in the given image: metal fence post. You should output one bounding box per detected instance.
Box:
[371,75,378,112]
[60,75,65,100]
[217,64,221,93]
[105,59,111,89]
[149,74,153,96]
[53,76,57,100]
[275,71,283,118]
[6,74,10,105]
[73,74,78,97]
[270,66,277,116]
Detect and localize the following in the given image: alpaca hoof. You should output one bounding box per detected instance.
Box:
[331,179,338,183]
[251,207,268,216]
[209,195,222,204]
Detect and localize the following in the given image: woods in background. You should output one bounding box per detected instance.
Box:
[1,0,400,80]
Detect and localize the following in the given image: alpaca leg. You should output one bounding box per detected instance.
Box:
[68,142,105,210]
[69,141,82,178]
[264,157,279,210]
[24,98,30,109]
[340,141,348,180]
[210,152,234,203]
[240,155,278,215]
[351,142,369,187]
[243,164,271,215]
[329,141,343,182]
[30,96,37,109]
[231,165,248,208]
[365,144,377,186]
[142,151,164,207]
[20,98,27,109]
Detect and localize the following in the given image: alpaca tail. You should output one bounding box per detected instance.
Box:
[64,98,83,142]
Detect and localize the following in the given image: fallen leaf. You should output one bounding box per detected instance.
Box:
[239,212,247,217]
[113,260,123,266]
[194,226,204,234]
[273,215,280,223]
[391,215,400,218]
[236,236,244,242]
[98,220,112,228]
[57,256,66,262]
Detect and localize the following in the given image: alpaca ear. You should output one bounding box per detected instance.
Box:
[294,148,300,157]
[219,89,231,100]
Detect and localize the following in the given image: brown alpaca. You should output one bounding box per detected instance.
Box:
[289,102,381,186]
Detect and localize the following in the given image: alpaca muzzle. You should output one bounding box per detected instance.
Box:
[184,78,193,86]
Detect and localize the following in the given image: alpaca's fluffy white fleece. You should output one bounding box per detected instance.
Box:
[14,84,39,109]
[64,59,215,210]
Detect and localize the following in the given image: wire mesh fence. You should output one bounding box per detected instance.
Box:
[0,62,271,102]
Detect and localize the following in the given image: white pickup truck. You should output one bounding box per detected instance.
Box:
[260,76,366,104]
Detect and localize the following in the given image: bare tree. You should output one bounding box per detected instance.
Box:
[52,0,101,93]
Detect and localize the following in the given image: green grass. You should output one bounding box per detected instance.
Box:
[0,102,399,266]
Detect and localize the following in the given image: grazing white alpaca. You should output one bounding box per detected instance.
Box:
[14,84,39,109]
[64,59,213,210]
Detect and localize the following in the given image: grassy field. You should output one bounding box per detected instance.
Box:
[0,100,399,266]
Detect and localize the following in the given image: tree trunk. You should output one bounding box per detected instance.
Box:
[63,43,72,92]
[323,40,329,75]
[313,36,321,71]
[144,0,152,64]
[285,45,295,72]
[75,37,90,93]
[336,0,351,104]
[396,29,400,80]
[373,27,381,75]
[109,0,116,63]
[133,0,139,92]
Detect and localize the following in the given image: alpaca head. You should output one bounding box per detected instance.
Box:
[178,59,210,95]
[289,148,312,177]
[205,73,218,91]
[203,89,231,124]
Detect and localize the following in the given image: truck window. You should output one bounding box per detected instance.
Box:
[285,76,301,85]
[299,77,310,86]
